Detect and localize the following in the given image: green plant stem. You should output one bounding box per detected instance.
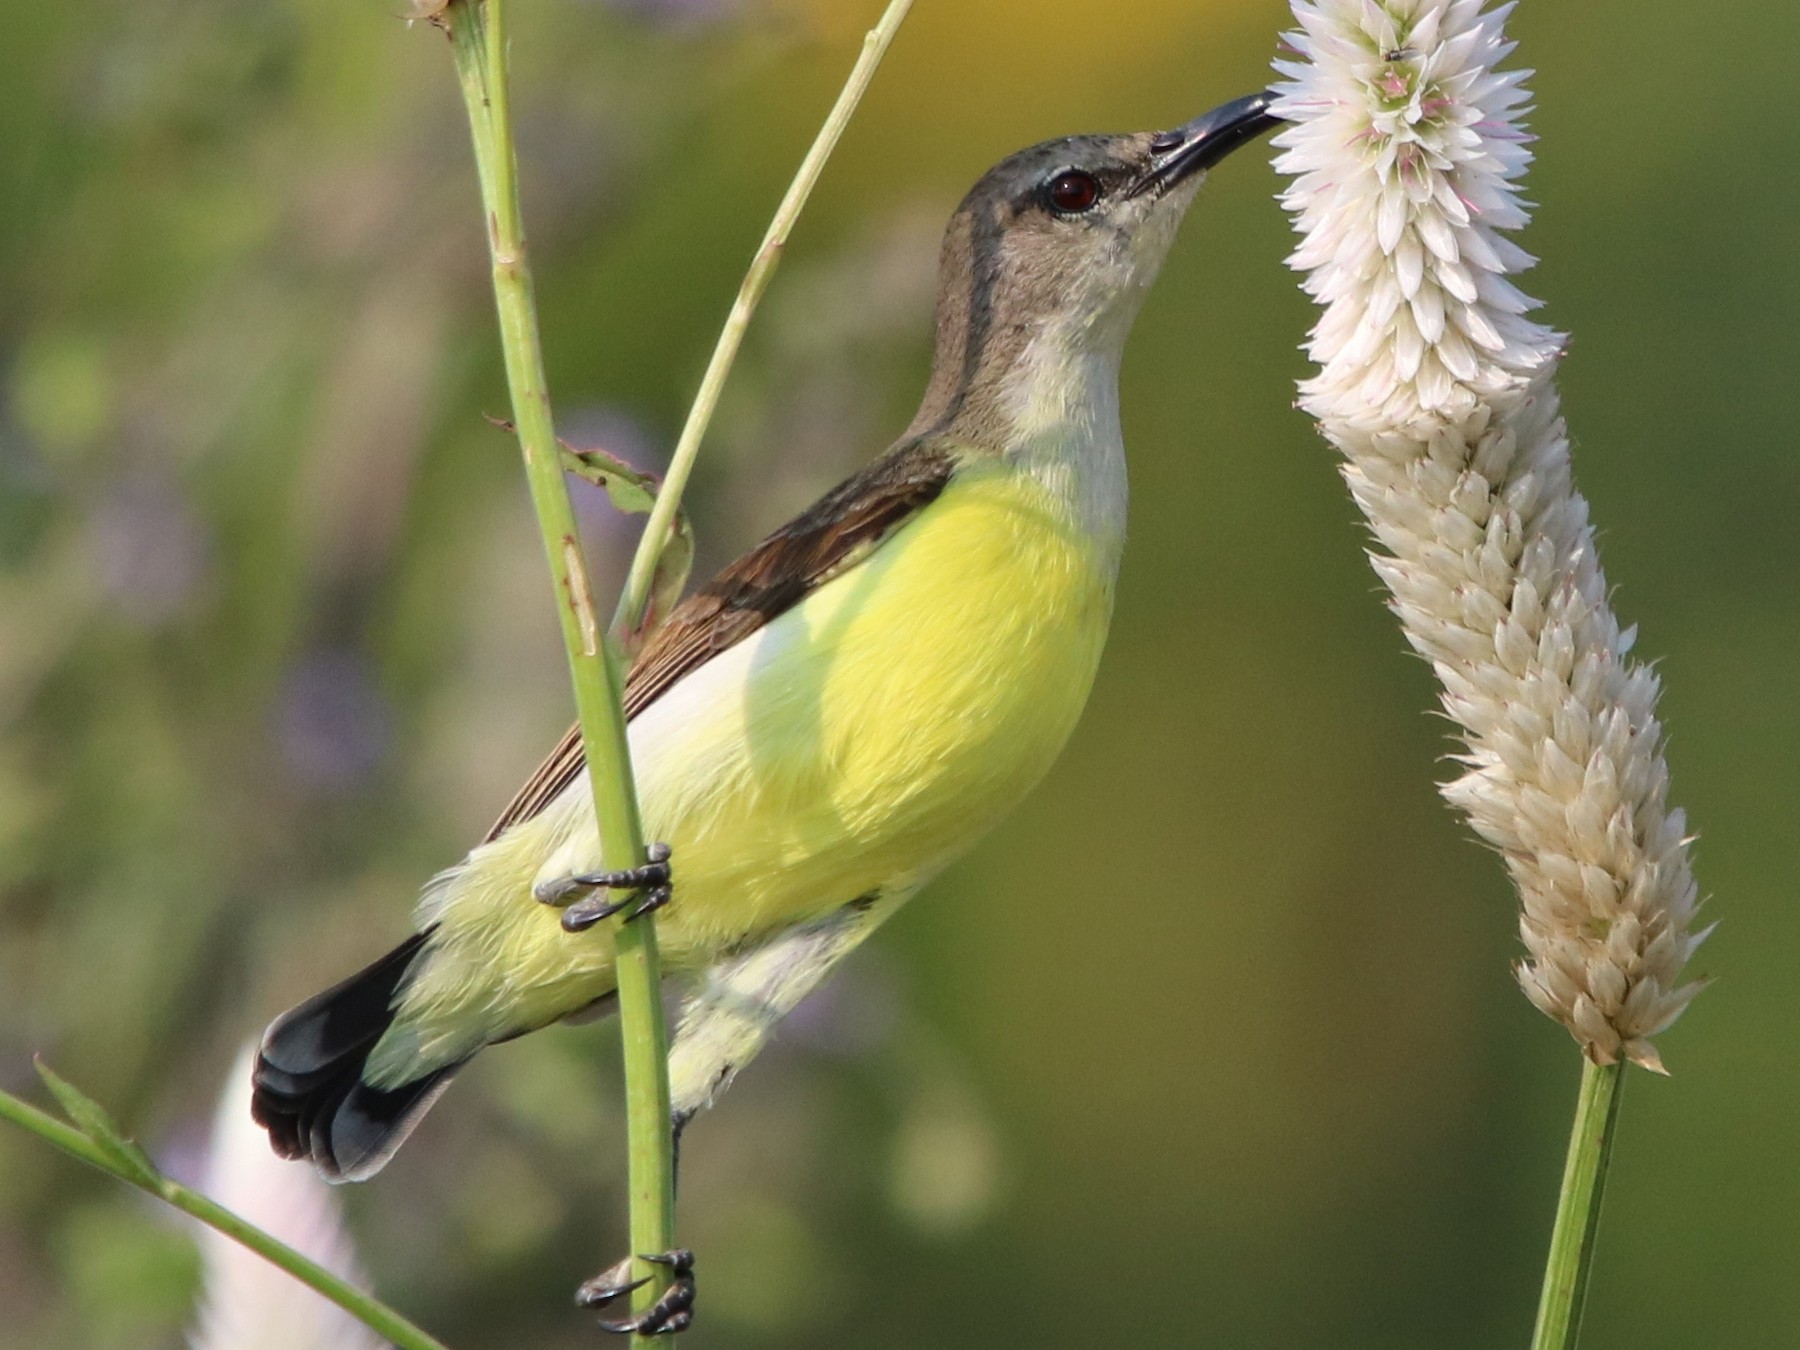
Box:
[611,0,916,637]
[444,0,675,1332]
[0,1086,452,1350]
[445,0,916,1333]
[1530,1058,1626,1350]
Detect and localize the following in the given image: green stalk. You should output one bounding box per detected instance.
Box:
[445,0,916,1333]
[0,1084,452,1350]
[444,0,674,1331]
[612,0,917,637]
[1530,1059,1626,1350]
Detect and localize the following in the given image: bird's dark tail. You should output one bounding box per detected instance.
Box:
[251,931,463,1183]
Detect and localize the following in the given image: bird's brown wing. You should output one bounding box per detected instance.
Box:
[481,438,960,843]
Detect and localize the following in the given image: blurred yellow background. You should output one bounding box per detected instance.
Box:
[2,0,1796,1346]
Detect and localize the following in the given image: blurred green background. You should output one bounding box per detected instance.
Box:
[2,0,1796,1346]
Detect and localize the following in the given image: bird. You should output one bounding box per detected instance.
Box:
[252,91,1279,1332]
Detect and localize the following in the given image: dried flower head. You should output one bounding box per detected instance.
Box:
[191,1047,381,1350]
[1271,0,1709,1070]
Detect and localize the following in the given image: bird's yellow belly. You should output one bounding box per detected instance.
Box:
[641,467,1114,956]
[383,467,1112,1070]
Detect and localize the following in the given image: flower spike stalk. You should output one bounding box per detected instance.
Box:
[1270,0,1708,1074]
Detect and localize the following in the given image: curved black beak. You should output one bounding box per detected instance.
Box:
[1129,91,1282,198]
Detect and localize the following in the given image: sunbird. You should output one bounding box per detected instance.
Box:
[254,91,1277,1331]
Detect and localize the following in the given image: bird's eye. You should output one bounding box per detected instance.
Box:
[1043,170,1101,215]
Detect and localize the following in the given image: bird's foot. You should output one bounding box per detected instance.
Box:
[578,1249,695,1336]
[535,843,674,933]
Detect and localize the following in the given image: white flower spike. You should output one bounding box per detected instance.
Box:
[1271,0,1708,1070]
[190,1046,382,1350]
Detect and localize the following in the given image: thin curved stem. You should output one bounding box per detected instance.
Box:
[611,0,917,639]
[0,1083,452,1350]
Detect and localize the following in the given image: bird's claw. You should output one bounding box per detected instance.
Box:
[579,1249,695,1336]
[536,843,674,933]
[576,1258,649,1308]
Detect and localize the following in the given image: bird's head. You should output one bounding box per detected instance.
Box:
[913,93,1278,441]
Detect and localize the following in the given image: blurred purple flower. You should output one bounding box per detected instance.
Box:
[276,649,392,792]
[592,0,743,29]
[0,421,46,487]
[558,404,666,544]
[87,473,211,624]
[785,955,901,1060]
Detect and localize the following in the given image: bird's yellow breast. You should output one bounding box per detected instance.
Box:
[639,457,1115,948]
[380,459,1114,1073]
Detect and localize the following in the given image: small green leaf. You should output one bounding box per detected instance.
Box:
[34,1060,162,1189]
[558,441,657,514]
[558,442,695,656]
